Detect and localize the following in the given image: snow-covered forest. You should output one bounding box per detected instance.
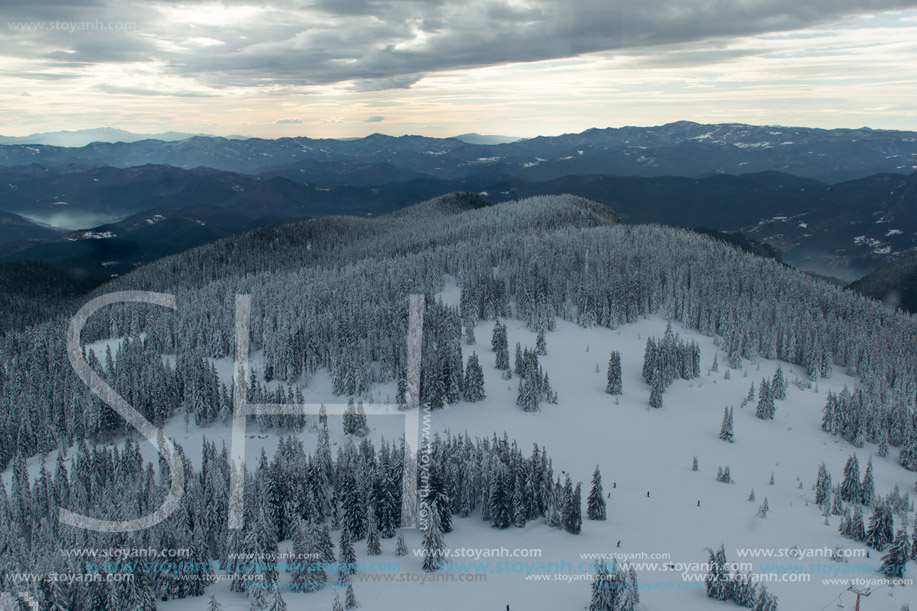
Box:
[3,193,917,610]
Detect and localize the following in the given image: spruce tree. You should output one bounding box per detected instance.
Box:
[642,338,657,384]
[463,353,486,402]
[752,586,778,611]
[649,369,664,408]
[755,378,775,420]
[860,457,875,507]
[878,430,889,458]
[771,366,786,400]
[815,463,832,506]
[704,545,730,601]
[339,527,357,575]
[838,509,852,538]
[248,582,268,611]
[851,506,866,541]
[605,352,622,395]
[292,519,326,591]
[489,468,511,528]
[492,322,509,370]
[910,522,917,561]
[395,532,407,556]
[354,401,369,436]
[345,582,359,609]
[372,469,398,538]
[900,438,917,472]
[621,565,641,611]
[511,479,526,528]
[341,472,367,541]
[563,479,582,535]
[461,285,477,345]
[732,572,758,607]
[840,455,861,503]
[366,515,382,556]
[268,590,287,611]
[831,489,845,515]
[423,463,453,533]
[587,465,607,520]
[880,529,909,579]
[421,502,446,572]
[536,330,547,356]
[343,398,357,435]
[719,406,734,442]
[866,502,894,551]
[516,375,540,412]
[589,561,615,611]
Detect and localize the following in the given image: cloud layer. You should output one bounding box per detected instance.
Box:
[5,0,917,90]
[3,1,917,137]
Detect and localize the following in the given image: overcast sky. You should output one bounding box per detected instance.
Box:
[3,0,917,138]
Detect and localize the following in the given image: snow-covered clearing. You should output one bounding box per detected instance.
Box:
[7,279,916,610]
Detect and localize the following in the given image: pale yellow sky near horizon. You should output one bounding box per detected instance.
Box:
[2,7,917,139]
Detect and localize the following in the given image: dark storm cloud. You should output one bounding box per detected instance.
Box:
[350,74,423,91]
[621,44,769,69]
[5,0,917,90]
[93,84,219,96]
[1,0,110,22]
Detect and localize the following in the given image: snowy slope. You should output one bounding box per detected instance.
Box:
[7,283,916,610]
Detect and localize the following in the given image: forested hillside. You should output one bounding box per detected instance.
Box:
[2,193,917,609]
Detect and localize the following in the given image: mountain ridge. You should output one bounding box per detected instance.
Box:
[2,121,916,182]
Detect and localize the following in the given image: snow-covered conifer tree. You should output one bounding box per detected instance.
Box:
[463,353,486,402]
[755,378,775,420]
[815,463,832,506]
[719,407,734,442]
[860,457,875,507]
[605,352,622,395]
[880,529,910,579]
[840,455,861,503]
[866,502,894,551]
[587,465,607,520]
[649,369,664,409]
[421,503,446,572]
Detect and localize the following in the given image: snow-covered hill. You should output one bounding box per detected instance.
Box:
[156,303,916,611]
[8,298,911,610]
[3,194,916,611]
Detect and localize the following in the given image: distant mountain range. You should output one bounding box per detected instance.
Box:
[0,127,519,148]
[452,133,522,145]
[2,161,915,283]
[1,121,916,183]
[2,121,917,293]
[0,128,251,147]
